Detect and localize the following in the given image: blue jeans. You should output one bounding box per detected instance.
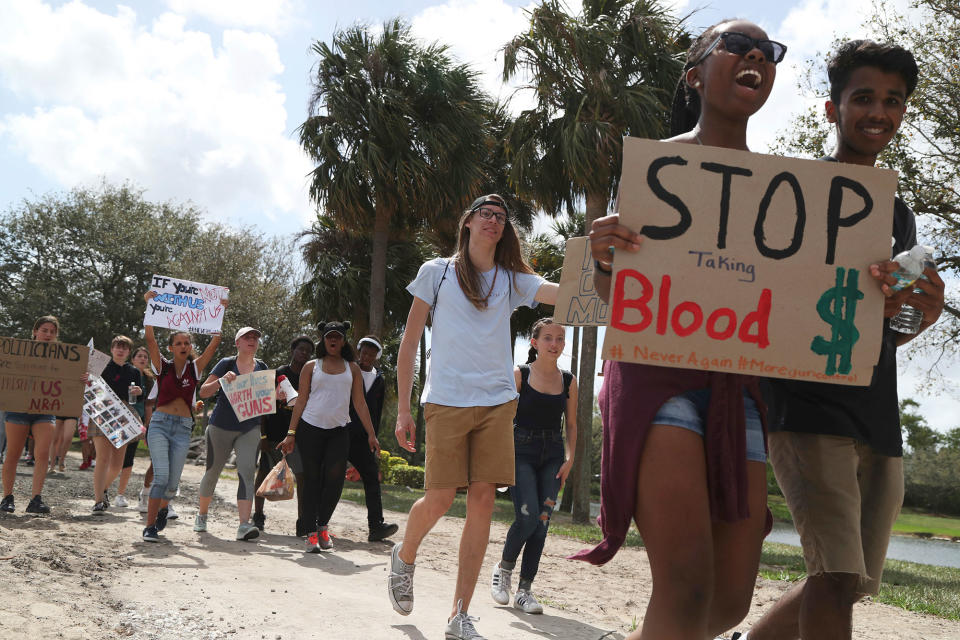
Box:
[146,411,194,500]
[502,428,564,582]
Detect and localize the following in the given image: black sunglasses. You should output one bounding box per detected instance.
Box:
[692,32,787,67]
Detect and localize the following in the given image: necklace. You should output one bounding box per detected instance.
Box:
[483,265,499,305]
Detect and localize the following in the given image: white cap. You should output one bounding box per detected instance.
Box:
[357,337,383,359]
[234,327,262,342]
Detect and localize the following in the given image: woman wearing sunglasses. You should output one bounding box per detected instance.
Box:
[579,20,785,639]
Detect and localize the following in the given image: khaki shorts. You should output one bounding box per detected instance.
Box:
[423,400,517,490]
[769,431,904,595]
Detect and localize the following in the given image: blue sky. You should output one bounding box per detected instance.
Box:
[1,0,955,431]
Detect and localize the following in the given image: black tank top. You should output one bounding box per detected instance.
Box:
[513,364,573,432]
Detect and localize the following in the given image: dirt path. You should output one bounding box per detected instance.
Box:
[1,451,957,639]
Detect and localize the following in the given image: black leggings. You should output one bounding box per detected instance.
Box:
[295,421,350,530]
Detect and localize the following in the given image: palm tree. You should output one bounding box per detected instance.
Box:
[299,19,490,336]
[503,0,685,522]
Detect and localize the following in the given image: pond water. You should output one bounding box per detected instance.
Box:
[589,503,960,568]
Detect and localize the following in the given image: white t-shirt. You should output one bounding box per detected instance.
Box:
[360,367,377,393]
[407,257,545,407]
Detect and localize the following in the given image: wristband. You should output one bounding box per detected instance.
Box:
[594,259,612,274]
[260,435,267,440]
[287,430,296,436]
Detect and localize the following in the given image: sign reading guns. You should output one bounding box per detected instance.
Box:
[603,137,896,386]
[144,275,229,335]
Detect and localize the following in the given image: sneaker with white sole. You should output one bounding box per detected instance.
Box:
[114,495,129,508]
[166,503,178,520]
[445,599,486,639]
[388,543,415,615]
[317,526,333,550]
[142,525,159,542]
[193,513,208,532]
[92,501,107,514]
[237,521,260,541]
[513,588,543,614]
[490,564,512,605]
[137,488,149,513]
[306,532,322,553]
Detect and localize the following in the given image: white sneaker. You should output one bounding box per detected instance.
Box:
[138,487,149,513]
[445,599,486,639]
[513,589,543,614]
[388,543,415,615]
[490,564,512,605]
[166,503,178,520]
[114,494,129,508]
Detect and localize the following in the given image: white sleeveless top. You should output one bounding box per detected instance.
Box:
[300,359,353,429]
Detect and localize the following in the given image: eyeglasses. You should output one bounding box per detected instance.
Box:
[692,32,787,67]
[474,207,508,225]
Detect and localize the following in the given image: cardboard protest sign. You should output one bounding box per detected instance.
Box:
[144,275,228,334]
[0,337,89,415]
[220,369,276,421]
[554,236,609,327]
[83,376,144,448]
[86,339,111,377]
[602,137,896,385]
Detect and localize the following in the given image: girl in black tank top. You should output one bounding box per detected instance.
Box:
[490,319,578,613]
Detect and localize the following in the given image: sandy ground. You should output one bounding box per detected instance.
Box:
[1,451,958,640]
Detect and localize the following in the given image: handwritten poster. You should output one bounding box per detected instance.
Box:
[602,137,896,385]
[144,275,228,335]
[554,236,609,326]
[0,337,89,415]
[86,339,111,377]
[220,370,276,421]
[83,376,145,448]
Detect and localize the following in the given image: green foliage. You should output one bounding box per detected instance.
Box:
[0,181,307,366]
[299,18,492,334]
[389,463,425,489]
[904,447,960,514]
[503,0,686,217]
[901,398,941,452]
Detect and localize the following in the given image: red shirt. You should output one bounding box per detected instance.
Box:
[154,358,199,409]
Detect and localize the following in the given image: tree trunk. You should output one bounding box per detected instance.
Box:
[368,200,392,337]
[571,190,609,524]
[559,325,580,514]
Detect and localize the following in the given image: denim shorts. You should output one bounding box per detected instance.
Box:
[652,389,766,462]
[5,412,57,427]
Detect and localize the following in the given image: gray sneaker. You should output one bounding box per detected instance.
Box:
[445,599,486,640]
[193,513,208,532]
[513,588,543,614]
[490,564,512,605]
[388,543,415,615]
[237,521,260,541]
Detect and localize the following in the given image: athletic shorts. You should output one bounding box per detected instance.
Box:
[652,388,766,462]
[769,432,903,595]
[423,400,517,490]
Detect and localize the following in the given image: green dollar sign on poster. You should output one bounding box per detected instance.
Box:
[810,267,863,375]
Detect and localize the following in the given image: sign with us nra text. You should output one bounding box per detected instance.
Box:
[0,337,89,415]
[602,137,896,385]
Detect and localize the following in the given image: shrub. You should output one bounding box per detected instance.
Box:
[379,454,407,481]
[390,464,425,489]
[903,448,960,515]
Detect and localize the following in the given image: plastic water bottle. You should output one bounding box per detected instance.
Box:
[889,245,935,334]
[127,381,137,405]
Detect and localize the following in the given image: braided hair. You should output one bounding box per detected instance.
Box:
[668,20,738,137]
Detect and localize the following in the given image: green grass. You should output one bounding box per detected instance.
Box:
[349,482,960,620]
[768,494,960,539]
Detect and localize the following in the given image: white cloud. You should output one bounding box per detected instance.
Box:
[411,0,535,105]
[0,1,314,229]
[164,0,298,34]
